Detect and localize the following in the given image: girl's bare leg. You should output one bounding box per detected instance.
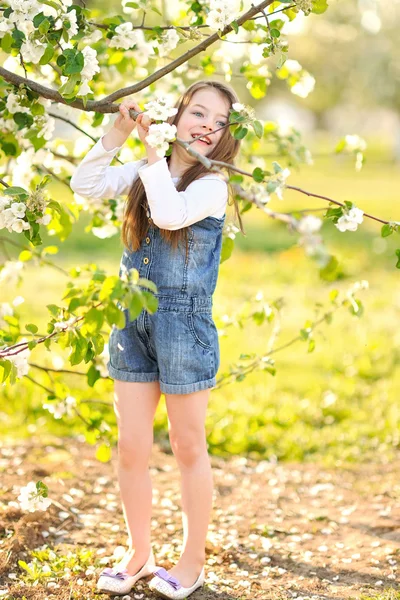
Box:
[112,380,161,574]
[164,388,212,587]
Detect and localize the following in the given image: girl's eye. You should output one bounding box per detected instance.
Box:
[193,112,226,127]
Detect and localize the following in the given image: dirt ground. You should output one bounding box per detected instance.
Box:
[1,437,400,600]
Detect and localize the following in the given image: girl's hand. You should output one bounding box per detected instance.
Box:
[114,99,142,136]
[135,111,153,148]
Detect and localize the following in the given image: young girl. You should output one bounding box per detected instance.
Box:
[70,80,244,598]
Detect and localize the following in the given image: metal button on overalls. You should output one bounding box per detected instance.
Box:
[145,237,150,244]
[143,257,149,264]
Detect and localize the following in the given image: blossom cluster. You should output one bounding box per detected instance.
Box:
[335,206,364,232]
[146,123,178,158]
[0,341,31,379]
[295,0,314,16]
[296,215,331,267]
[0,260,25,286]
[143,96,178,121]
[6,91,55,141]
[0,195,51,234]
[206,0,240,31]
[77,46,100,96]
[17,481,52,513]
[0,0,78,64]
[43,395,77,419]
[231,102,256,123]
[277,60,316,99]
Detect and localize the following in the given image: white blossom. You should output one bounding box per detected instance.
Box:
[20,38,46,64]
[6,92,30,115]
[53,316,77,332]
[36,213,52,225]
[335,206,364,232]
[206,0,239,31]
[297,215,323,235]
[92,223,119,238]
[43,396,77,419]
[61,8,78,38]
[78,46,100,95]
[0,197,11,211]
[109,22,145,50]
[8,0,43,25]
[11,218,31,233]
[344,134,367,152]
[0,207,30,234]
[0,260,25,285]
[145,122,177,158]
[6,344,30,378]
[35,114,56,140]
[17,481,52,513]
[223,222,240,240]
[152,28,180,57]
[291,72,315,98]
[10,202,26,218]
[143,96,178,121]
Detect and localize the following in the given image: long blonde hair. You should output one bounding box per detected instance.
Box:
[121,80,245,254]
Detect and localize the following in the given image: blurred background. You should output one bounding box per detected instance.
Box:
[1,0,400,464]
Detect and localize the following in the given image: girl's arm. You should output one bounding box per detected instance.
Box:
[69,132,146,199]
[137,158,227,229]
[70,99,145,198]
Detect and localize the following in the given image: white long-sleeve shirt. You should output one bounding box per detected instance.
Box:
[69,135,228,230]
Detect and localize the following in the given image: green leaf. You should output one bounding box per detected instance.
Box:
[69,336,88,366]
[84,307,104,334]
[47,304,59,317]
[381,223,393,238]
[25,323,38,334]
[1,32,13,53]
[252,120,263,139]
[105,303,125,328]
[230,20,239,34]
[141,291,158,314]
[270,28,280,38]
[129,291,144,321]
[221,236,234,263]
[234,125,248,140]
[4,186,29,197]
[252,167,265,183]
[312,0,329,14]
[87,364,101,387]
[396,249,400,269]
[39,43,54,65]
[0,359,12,383]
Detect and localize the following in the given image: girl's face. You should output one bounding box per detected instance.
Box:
[176,88,231,156]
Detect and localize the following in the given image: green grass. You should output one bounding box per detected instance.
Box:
[1,152,400,464]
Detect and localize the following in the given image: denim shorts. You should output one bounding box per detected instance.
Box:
[106,295,220,395]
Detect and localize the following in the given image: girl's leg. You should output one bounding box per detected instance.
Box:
[164,388,212,587]
[113,380,161,574]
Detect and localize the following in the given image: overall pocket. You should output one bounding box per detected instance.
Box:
[187,312,213,349]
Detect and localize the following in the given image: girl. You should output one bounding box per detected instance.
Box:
[70,80,244,598]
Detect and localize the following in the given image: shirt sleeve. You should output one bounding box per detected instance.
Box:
[69,134,146,199]
[137,157,228,230]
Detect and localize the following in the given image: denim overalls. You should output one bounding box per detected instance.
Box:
[106,184,226,395]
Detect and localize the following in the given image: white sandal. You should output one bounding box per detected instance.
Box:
[96,547,156,595]
[148,566,205,599]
